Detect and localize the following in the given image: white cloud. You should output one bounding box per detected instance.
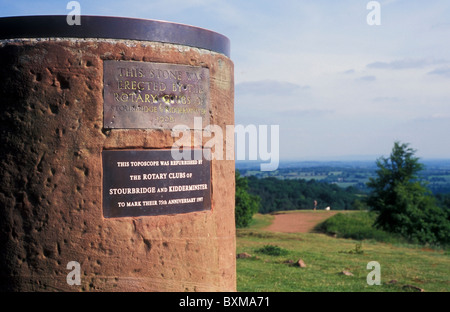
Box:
[428,67,450,78]
[356,75,377,82]
[367,58,449,70]
[236,80,310,96]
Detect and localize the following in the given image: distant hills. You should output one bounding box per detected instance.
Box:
[237,158,450,195]
[236,158,450,170]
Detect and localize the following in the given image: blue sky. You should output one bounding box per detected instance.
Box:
[2,0,450,161]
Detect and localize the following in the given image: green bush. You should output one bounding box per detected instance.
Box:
[255,245,289,256]
[235,170,260,228]
[315,211,402,243]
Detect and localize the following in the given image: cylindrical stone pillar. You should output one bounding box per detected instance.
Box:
[0,16,235,291]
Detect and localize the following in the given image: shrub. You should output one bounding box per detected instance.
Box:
[255,245,289,256]
[235,170,260,228]
[315,211,402,243]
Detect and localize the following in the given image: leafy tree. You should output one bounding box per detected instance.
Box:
[367,142,450,245]
[352,199,368,210]
[246,176,360,213]
[235,170,260,228]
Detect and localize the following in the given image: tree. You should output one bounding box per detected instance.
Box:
[367,142,450,245]
[235,170,260,228]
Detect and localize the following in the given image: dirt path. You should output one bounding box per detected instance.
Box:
[264,211,340,233]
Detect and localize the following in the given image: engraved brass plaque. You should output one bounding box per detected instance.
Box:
[103,61,210,129]
[102,149,211,218]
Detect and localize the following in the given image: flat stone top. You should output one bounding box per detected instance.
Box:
[0,15,230,57]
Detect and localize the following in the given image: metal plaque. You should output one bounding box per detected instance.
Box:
[103,61,210,129]
[102,149,211,218]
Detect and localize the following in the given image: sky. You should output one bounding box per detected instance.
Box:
[2,0,450,161]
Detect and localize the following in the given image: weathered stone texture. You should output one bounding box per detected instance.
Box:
[0,38,235,291]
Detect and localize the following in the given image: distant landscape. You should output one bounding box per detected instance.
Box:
[235,148,450,292]
[237,159,450,195]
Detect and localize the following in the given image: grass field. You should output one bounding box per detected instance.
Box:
[236,212,450,292]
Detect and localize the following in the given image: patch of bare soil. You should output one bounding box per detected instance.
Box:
[264,211,340,233]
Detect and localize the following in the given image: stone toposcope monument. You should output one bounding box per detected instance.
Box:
[0,16,235,291]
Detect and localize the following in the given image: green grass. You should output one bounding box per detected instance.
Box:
[247,213,274,229]
[236,213,450,292]
[314,211,405,243]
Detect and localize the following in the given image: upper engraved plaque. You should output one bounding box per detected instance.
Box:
[103,61,210,129]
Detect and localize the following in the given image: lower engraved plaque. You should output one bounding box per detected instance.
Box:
[102,149,211,218]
